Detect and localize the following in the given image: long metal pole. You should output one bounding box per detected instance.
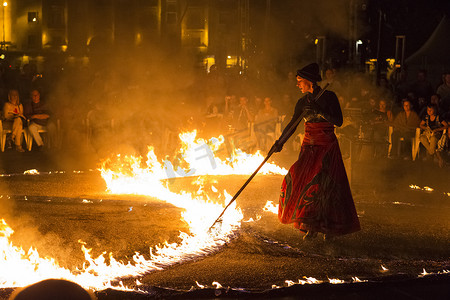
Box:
[208,147,276,231]
[209,84,329,231]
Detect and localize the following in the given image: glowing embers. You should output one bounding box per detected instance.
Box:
[23,169,39,175]
[100,130,286,183]
[263,200,278,214]
[0,218,139,291]
[0,218,72,288]
[409,184,449,196]
[174,130,287,177]
[0,129,287,291]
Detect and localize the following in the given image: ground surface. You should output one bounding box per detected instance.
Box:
[0,147,449,299]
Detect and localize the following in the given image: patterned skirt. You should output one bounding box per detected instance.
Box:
[278,122,360,235]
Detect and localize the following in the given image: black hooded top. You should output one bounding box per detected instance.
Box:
[279,86,343,143]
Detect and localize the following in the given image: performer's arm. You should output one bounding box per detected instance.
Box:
[271,99,304,152]
[279,99,303,142]
[315,91,343,127]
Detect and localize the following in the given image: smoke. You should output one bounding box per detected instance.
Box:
[40,43,205,167]
[252,0,369,73]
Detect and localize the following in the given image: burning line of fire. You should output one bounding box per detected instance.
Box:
[409,184,449,196]
[2,130,276,292]
[13,130,450,294]
[194,266,450,290]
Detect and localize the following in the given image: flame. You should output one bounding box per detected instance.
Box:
[1,219,120,291]
[167,130,287,177]
[423,186,433,192]
[352,277,367,283]
[23,169,39,175]
[409,184,450,195]
[328,278,345,284]
[0,130,286,292]
[263,200,278,214]
[299,277,322,285]
[15,130,447,293]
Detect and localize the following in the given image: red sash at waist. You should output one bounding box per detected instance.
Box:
[303,122,336,145]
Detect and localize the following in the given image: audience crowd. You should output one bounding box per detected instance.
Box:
[0,61,449,168]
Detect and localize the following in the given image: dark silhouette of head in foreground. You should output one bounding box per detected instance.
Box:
[9,279,95,300]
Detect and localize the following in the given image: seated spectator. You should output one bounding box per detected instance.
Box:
[255,97,279,151]
[234,96,255,130]
[377,99,394,123]
[252,95,264,113]
[23,89,56,151]
[204,95,224,136]
[436,72,450,113]
[419,104,448,167]
[277,93,295,120]
[431,93,445,116]
[2,89,25,152]
[345,96,363,109]
[406,91,419,113]
[437,120,450,166]
[370,99,393,157]
[339,105,363,139]
[320,67,342,95]
[359,95,378,138]
[416,97,427,118]
[390,99,421,159]
[419,93,444,119]
[205,95,222,117]
[223,94,238,131]
[362,95,378,116]
[411,69,433,101]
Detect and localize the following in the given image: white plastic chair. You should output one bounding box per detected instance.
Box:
[1,129,26,152]
[388,126,421,160]
[25,120,61,151]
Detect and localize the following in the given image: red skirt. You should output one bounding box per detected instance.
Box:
[278,122,360,235]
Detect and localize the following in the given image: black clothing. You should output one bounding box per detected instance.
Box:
[279,87,342,144]
[23,101,51,126]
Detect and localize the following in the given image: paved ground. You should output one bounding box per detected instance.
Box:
[0,147,449,299]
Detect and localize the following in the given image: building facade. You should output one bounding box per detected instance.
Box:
[1,0,249,71]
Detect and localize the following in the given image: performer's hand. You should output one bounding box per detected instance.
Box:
[303,102,319,114]
[271,139,284,153]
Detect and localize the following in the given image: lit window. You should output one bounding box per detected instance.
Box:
[28,12,38,23]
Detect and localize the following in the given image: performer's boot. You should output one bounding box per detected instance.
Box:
[302,230,317,240]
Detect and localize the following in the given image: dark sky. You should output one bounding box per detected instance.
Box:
[365,0,450,58]
[246,0,450,69]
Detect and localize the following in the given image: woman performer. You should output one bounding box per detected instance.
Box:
[272,63,360,241]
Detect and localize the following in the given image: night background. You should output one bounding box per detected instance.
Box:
[0,1,449,299]
[1,0,450,78]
